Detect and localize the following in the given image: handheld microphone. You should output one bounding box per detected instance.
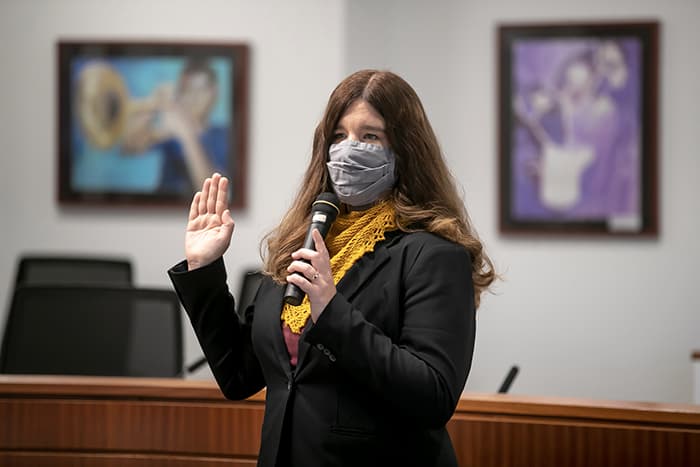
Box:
[283,192,340,306]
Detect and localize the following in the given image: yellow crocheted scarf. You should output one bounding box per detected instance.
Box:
[280,200,398,334]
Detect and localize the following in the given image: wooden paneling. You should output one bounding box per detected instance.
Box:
[2,376,700,466]
[0,376,263,467]
[448,416,700,467]
[1,399,263,455]
[448,393,700,467]
[0,452,256,467]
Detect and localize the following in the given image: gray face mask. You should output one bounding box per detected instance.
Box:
[327,140,396,207]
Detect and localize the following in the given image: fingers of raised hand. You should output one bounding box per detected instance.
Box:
[193,173,229,220]
[199,177,211,215]
[216,176,229,217]
[207,174,220,214]
[189,191,201,221]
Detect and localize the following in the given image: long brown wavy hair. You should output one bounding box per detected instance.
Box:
[262,70,495,307]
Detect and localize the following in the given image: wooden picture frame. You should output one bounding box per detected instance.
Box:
[497,22,659,236]
[57,40,249,208]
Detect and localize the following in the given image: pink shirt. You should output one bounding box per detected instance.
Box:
[282,322,302,367]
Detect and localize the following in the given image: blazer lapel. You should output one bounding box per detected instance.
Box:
[295,232,402,374]
[335,245,391,300]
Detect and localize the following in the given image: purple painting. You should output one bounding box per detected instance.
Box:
[510,37,643,231]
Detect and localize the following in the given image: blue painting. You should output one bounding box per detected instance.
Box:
[58,42,248,207]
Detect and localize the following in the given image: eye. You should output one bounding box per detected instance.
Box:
[332,132,346,143]
[363,133,379,141]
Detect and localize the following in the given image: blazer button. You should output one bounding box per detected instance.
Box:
[323,348,331,356]
[287,380,293,390]
[316,343,325,350]
[329,355,336,362]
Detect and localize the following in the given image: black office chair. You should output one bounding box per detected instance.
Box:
[0,285,183,377]
[14,255,133,286]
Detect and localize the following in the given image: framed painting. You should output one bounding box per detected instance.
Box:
[498,22,659,236]
[57,41,249,208]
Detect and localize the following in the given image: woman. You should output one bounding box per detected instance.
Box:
[169,70,495,467]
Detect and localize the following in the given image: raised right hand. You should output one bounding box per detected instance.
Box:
[185,173,235,270]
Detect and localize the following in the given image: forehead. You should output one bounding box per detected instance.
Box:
[337,100,385,128]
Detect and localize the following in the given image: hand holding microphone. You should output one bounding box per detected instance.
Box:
[285,192,340,321]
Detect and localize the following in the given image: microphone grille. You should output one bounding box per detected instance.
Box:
[312,192,340,222]
[313,192,340,211]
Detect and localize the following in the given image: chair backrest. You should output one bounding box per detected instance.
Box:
[237,269,264,320]
[15,255,133,287]
[0,285,182,377]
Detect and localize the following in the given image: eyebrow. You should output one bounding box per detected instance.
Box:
[335,124,386,133]
[362,125,385,132]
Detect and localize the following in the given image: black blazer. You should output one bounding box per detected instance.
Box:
[169,230,476,467]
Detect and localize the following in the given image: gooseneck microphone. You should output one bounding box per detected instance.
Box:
[283,192,340,306]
